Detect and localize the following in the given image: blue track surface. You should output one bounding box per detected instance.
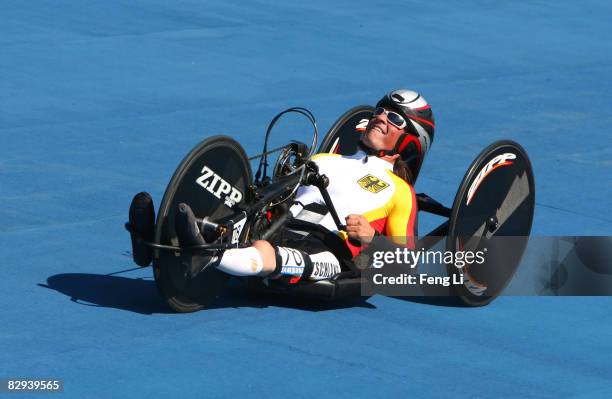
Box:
[1,1,611,397]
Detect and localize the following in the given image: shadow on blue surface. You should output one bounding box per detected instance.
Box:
[39,273,171,314]
[38,273,380,314]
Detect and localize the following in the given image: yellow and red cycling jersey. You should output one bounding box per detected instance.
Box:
[290,151,417,257]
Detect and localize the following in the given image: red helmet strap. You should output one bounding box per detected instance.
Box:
[376,133,421,159]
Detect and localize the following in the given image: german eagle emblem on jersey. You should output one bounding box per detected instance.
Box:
[357,174,389,193]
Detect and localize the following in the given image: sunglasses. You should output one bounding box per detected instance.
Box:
[372,107,407,129]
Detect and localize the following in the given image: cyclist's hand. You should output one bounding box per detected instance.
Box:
[345,214,375,245]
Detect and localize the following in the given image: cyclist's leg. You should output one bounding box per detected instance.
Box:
[214,238,342,281]
[176,202,341,280]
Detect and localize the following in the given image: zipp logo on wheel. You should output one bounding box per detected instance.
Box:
[467,153,516,205]
[196,165,243,207]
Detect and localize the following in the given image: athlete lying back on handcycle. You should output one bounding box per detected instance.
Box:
[145,89,434,284]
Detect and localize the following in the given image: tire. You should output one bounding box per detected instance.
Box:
[318,105,374,155]
[153,135,252,312]
[446,140,535,306]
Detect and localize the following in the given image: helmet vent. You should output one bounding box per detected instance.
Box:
[392,93,405,102]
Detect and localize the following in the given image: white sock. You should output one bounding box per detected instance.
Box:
[216,247,264,276]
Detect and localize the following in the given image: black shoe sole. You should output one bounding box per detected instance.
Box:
[128,192,155,267]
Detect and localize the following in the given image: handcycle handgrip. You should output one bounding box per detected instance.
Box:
[303,161,362,248]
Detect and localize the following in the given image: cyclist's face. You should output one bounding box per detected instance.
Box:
[362,108,406,151]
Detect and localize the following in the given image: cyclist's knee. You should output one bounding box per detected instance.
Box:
[251,240,276,274]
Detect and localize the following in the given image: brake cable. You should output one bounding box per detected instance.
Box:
[254,107,318,186]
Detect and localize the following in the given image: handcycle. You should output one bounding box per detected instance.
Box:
[125,105,535,312]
